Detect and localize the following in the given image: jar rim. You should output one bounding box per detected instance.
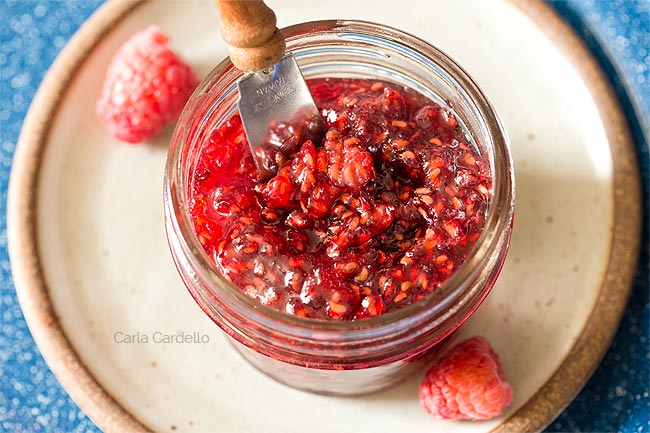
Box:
[165,19,514,346]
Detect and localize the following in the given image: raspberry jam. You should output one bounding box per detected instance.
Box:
[189,78,491,320]
[167,21,513,394]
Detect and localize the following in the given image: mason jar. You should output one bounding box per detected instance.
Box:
[164,20,514,395]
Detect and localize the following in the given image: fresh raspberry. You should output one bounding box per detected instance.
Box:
[419,336,513,420]
[97,26,200,143]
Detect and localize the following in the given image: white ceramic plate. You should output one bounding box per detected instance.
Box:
[8,0,641,432]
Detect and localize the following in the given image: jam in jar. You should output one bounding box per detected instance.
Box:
[165,20,514,395]
[189,78,491,321]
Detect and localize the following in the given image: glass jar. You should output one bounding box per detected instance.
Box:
[164,20,514,395]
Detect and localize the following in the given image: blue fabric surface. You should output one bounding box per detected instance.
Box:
[0,1,647,432]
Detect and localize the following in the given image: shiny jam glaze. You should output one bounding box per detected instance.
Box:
[189,78,491,320]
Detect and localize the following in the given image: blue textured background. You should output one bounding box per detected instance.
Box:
[0,1,648,432]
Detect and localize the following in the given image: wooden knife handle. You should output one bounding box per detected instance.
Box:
[215,0,286,71]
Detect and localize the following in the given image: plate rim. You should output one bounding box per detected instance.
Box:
[6,1,641,432]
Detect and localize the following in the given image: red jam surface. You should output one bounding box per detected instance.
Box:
[190,78,491,320]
